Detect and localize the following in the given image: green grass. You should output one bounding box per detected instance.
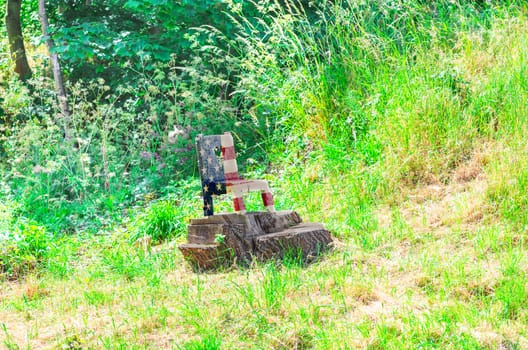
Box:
[0,212,526,348]
[2,0,528,348]
[129,199,186,244]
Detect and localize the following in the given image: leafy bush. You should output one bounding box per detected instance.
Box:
[0,220,53,279]
[130,200,183,244]
[2,58,263,233]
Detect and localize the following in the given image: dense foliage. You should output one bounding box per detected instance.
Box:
[1,0,527,234]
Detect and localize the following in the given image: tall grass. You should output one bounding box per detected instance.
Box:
[202,0,528,234]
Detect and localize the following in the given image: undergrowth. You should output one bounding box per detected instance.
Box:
[0,219,53,280]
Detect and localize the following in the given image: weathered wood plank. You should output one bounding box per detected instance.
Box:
[187,224,225,244]
[189,210,302,234]
[249,210,302,234]
[189,213,249,226]
[254,223,332,260]
[222,223,253,263]
[180,211,332,270]
[179,243,233,271]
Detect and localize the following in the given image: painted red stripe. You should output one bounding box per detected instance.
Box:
[225,172,239,181]
[233,197,246,211]
[261,192,274,206]
[222,146,236,160]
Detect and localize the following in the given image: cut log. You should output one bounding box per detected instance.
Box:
[179,243,234,271]
[188,210,301,234]
[254,223,332,260]
[248,210,302,234]
[222,223,253,262]
[187,224,225,244]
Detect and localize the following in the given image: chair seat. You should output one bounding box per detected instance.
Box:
[225,179,270,192]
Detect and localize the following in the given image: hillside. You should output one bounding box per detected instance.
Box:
[2,1,528,348]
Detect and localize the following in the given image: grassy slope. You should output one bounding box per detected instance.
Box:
[2,3,528,350]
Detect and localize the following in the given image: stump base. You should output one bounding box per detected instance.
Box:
[179,211,332,270]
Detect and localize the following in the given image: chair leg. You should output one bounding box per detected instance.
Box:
[232,190,246,214]
[203,193,214,216]
[261,189,275,212]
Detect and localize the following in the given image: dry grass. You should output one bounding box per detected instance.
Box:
[2,154,524,349]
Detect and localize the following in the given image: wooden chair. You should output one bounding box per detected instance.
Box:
[196,132,275,216]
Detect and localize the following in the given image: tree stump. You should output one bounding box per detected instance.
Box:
[179,210,332,270]
[254,223,333,261]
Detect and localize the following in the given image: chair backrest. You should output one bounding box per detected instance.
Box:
[196,134,224,184]
[195,132,240,191]
[218,132,240,182]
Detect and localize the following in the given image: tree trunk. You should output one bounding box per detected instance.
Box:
[5,0,32,81]
[38,0,72,140]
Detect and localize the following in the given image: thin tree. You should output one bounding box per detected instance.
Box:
[5,0,32,81]
[38,0,72,140]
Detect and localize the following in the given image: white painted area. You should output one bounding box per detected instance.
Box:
[221,134,234,147]
[223,159,238,173]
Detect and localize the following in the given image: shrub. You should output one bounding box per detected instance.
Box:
[130,200,183,244]
[2,60,263,233]
[0,220,53,279]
